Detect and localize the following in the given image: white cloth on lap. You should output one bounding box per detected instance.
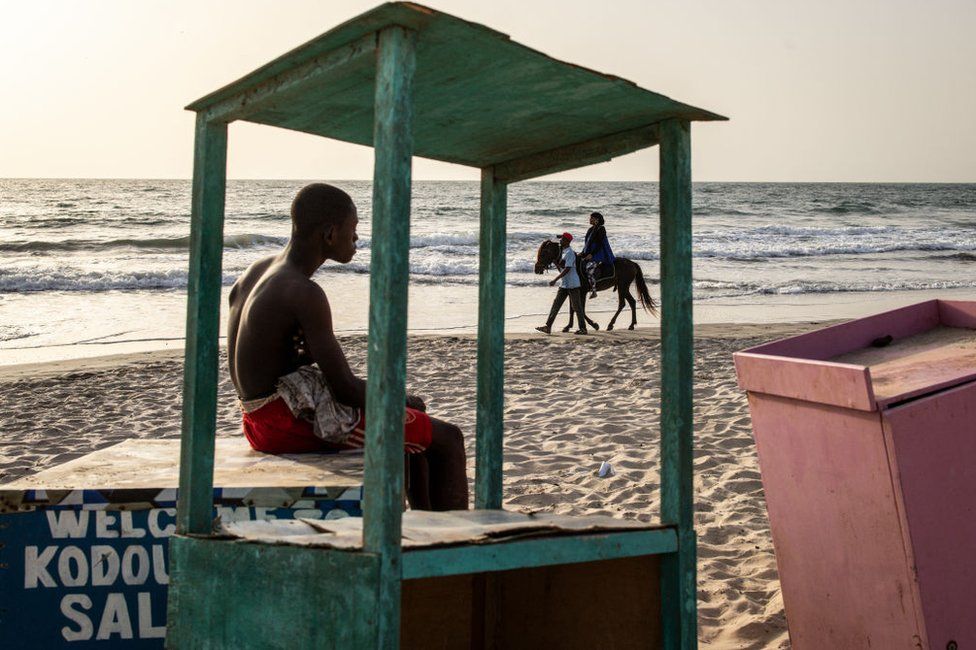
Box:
[276,365,361,444]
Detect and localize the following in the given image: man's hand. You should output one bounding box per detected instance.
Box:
[406,393,427,412]
[549,279,557,287]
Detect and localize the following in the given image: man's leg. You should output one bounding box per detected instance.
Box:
[545,288,569,327]
[569,288,587,333]
[568,287,586,333]
[407,454,432,510]
[425,417,469,510]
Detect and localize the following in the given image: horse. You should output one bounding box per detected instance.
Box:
[534,240,657,331]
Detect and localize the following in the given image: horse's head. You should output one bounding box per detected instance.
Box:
[534,239,560,274]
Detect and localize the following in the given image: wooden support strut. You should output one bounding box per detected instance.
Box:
[658,118,697,650]
[493,124,660,184]
[475,167,508,509]
[363,24,417,649]
[176,115,227,536]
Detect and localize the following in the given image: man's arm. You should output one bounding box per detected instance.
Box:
[549,266,570,286]
[291,281,367,409]
[291,280,426,411]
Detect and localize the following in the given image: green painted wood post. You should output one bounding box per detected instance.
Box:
[176,114,227,536]
[475,167,507,510]
[658,118,697,649]
[363,24,416,648]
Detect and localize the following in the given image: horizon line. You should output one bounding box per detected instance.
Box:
[2,177,975,184]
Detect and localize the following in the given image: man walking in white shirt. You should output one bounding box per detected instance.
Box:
[535,232,588,335]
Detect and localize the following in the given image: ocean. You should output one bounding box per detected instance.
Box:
[1,179,975,364]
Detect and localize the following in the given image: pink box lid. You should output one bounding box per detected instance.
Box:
[734,300,976,411]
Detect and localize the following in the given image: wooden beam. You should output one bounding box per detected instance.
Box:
[475,167,507,509]
[198,32,377,123]
[402,528,677,580]
[362,24,416,649]
[176,114,227,535]
[493,124,660,183]
[657,118,697,650]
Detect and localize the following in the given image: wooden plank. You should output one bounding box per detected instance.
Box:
[401,556,664,649]
[493,124,660,183]
[658,117,697,649]
[167,536,380,649]
[176,114,227,536]
[401,528,677,580]
[938,298,976,327]
[747,392,923,648]
[744,299,941,361]
[475,168,507,509]
[199,33,377,124]
[363,24,416,650]
[733,352,876,411]
[3,438,363,491]
[492,555,662,649]
[883,383,976,648]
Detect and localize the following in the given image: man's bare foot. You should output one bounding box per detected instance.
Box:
[535,325,551,334]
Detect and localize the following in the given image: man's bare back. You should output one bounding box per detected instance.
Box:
[228,255,324,400]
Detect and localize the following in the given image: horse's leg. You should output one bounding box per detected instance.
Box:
[563,302,574,333]
[626,289,638,330]
[582,291,599,330]
[607,291,626,331]
[574,290,598,331]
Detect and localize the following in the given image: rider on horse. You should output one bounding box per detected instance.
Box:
[581,212,615,299]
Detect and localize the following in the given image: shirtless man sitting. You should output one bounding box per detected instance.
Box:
[227,182,468,511]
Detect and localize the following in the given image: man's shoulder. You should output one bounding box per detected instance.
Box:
[236,258,325,305]
[262,266,323,296]
[235,255,277,286]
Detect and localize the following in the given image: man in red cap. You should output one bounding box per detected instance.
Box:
[536,232,587,335]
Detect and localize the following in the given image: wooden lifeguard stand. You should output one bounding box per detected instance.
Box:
[168,3,725,648]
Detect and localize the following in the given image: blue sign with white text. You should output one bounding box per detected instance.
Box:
[0,499,361,648]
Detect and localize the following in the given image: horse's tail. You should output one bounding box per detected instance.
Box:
[633,262,658,316]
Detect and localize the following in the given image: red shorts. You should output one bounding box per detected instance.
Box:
[242,397,432,454]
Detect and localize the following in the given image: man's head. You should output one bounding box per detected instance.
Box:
[291,183,358,263]
[589,212,604,226]
[559,232,573,248]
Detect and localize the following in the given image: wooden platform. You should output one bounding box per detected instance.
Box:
[0,438,364,513]
[1,437,364,490]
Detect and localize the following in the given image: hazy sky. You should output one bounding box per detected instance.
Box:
[2,0,974,181]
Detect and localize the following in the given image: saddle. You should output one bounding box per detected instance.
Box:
[587,262,616,292]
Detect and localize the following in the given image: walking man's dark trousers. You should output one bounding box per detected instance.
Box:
[544,287,585,332]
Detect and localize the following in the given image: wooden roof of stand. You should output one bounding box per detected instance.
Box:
[187,2,726,181]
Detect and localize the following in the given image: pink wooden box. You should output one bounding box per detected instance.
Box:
[735,299,976,650]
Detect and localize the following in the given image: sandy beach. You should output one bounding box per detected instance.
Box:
[0,322,829,648]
